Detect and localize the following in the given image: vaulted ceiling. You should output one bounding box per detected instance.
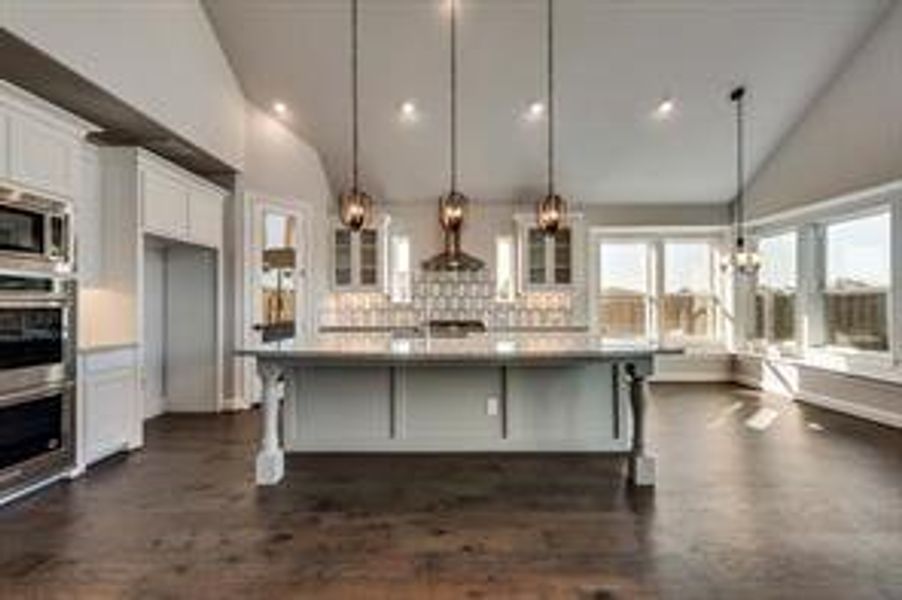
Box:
[204,0,891,205]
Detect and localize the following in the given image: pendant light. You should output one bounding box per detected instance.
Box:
[725,86,760,275]
[338,0,372,231]
[439,0,468,235]
[536,0,566,235]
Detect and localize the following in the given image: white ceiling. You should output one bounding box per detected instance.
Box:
[204,0,891,205]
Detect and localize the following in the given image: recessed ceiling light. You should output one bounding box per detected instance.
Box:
[400,100,419,122]
[273,101,288,117]
[653,98,676,120]
[526,101,545,121]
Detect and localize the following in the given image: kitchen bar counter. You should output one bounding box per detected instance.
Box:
[237,333,669,364]
[238,334,669,488]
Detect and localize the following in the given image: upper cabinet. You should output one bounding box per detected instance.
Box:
[0,83,92,200]
[331,217,388,291]
[8,112,79,199]
[139,153,225,249]
[517,214,584,291]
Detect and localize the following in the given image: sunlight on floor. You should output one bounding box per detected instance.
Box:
[706,401,745,429]
[745,407,781,431]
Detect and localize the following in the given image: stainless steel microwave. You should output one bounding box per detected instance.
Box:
[0,186,73,275]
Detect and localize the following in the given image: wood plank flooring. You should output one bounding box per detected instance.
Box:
[0,383,900,599]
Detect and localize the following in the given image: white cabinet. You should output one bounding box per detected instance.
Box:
[331,218,388,290]
[141,167,190,240]
[0,84,90,199]
[189,188,224,248]
[516,214,585,291]
[79,346,141,467]
[77,147,103,287]
[139,154,225,248]
[8,111,79,199]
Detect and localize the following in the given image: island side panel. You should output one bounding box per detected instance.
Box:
[287,366,393,450]
[283,358,646,452]
[506,361,629,452]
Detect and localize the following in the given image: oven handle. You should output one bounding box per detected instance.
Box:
[0,296,69,308]
[0,381,75,409]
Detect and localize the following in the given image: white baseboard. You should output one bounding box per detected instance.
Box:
[733,369,902,429]
[221,395,251,412]
[650,372,732,383]
[796,390,902,429]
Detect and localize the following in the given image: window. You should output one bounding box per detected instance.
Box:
[824,212,890,352]
[495,236,515,302]
[754,231,797,346]
[599,242,652,339]
[390,234,411,303]
[661,242,714,341]
[595,236,722,345]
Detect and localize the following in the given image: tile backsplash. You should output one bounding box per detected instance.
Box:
[319,270,588,331]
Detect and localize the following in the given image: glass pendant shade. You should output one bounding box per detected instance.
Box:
[537,193,566,235]
[723,238,761,275]
[339,188,371,232]
[439,190,467,232]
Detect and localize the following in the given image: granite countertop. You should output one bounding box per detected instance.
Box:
[236,333,679,365]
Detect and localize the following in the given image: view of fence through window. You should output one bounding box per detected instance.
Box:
[598,240,717,342]
[599,242,650,338]
[754,231,797,344]
[662,242,713,341]
[825,212,890,351]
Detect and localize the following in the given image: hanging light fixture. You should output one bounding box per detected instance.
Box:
[338,0,372,231]
[421,0,484,272]
[725,86,761,275]
[439,0,468,243]
[536,0,567,235]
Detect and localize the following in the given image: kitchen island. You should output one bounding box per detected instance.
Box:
[237,334,667,487]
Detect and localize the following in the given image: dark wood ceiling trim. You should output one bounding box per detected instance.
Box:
[0,29,237,189]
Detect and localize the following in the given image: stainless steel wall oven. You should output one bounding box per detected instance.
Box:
[0,269,76,500]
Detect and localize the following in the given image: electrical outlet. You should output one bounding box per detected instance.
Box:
[486,397,499,416]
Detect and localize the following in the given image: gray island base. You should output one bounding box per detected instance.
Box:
[237,335,670,488]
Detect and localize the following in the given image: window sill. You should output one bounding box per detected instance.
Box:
[736,348,902,387]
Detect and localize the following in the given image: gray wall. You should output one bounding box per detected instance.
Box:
[746,1,902,218]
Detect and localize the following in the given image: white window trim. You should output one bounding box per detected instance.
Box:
[745,181,902,370]
[494,234,516,303]
[389,233,412,304]
[589,227,730,347]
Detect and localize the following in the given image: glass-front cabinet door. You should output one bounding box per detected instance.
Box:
[525,226,573,287]
[331,222,384,290]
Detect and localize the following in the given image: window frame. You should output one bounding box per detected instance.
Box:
[590,227,729,347]
[818,207,893,356]
[597,239,657,342]
[750,228,800,352]
[495,234,516,303]
[389,233,412,304]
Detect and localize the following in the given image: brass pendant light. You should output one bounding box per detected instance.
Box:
[536,0,567,235]
[725,86,761,275]
[439,0,469,235]
[338,0,372,231]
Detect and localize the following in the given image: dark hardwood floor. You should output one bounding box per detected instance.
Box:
[1,383,900,599]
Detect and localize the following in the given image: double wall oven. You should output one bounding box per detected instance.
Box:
[0,185,76,500]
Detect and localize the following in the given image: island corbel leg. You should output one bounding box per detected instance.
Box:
[625,363,656,487]
[256,359,285,485]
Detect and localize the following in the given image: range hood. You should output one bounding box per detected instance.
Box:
[421,198,485,272]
